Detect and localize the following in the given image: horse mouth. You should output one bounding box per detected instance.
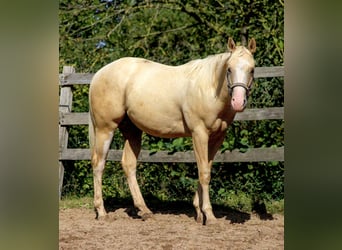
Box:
[231,101,247,112]
[231,88,247,112]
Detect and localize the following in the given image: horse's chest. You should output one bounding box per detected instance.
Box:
[203,106,235,133]
[209,118,228,133]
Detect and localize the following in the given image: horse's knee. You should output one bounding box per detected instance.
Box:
[91,152,98,168]
[121,158,137,177]
[91,151,105,169]
[199,171,211,185]
[93,159,105,175]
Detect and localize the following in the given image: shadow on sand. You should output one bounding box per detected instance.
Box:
[104,196,274,224]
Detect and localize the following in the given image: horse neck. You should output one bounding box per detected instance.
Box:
[212,53,231,99]
[185,53,231,97]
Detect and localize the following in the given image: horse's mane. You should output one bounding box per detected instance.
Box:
[182,53,231,94]
[184,47,251,80]
[185,53,227,77]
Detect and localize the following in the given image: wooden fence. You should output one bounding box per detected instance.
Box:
[58,65,284,198]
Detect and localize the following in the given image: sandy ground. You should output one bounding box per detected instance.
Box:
[59,202,283,250]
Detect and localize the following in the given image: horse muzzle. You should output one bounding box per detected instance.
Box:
[229,84,249,112]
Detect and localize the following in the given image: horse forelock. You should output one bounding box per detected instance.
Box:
[233,46,253,57]
[227,47,254,71]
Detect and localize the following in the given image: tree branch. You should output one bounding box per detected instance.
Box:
[133,23,197,39]
[178,2,224,35]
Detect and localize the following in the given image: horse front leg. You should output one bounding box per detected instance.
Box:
[192,128,217,225]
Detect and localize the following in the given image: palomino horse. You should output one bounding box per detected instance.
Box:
[89,38,256,225]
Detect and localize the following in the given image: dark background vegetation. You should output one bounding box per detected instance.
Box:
[59,0,284,212]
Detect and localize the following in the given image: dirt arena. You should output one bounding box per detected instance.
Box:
[59,201,283,249]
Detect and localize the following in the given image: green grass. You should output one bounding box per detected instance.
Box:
[266,199,284,214]
[215,192,284,215]
[59,195,93,210]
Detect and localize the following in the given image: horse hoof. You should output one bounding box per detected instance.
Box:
[140,212,153,221]
[95,210,108,220]
[195,215,204,224]
[205,217,218,226]
[96,214,108,221]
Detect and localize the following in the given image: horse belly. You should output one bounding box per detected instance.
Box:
[126,102,188,138]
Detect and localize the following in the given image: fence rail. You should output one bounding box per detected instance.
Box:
[61,147,284,163]
[59,66,284,86]
[59,107,284,126]
[58,65,284,198]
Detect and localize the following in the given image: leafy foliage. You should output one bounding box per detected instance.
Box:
[60,0,284,210]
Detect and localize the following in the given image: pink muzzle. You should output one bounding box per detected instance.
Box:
[230,85,248,112]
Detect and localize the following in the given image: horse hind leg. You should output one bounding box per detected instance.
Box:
[90,127,114,219]
[193,185,204,224]
[120,119,153,220]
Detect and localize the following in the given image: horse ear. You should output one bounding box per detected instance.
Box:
[227,37,236,52]
[248,38,256,54]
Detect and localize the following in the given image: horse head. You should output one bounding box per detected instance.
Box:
[226,37,256,112]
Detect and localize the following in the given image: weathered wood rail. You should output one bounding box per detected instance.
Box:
[58,65,284,198]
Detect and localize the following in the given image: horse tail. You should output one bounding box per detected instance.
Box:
[88,97,95,160]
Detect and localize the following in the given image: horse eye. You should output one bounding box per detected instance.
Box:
[251,69,254,74]
[227,68,231,73]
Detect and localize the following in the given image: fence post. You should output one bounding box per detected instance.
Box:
[59,66,75,199]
